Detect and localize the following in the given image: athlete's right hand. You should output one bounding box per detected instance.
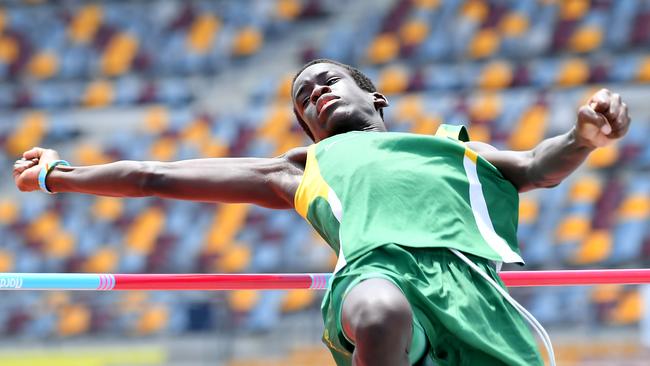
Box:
[13,147,62,192]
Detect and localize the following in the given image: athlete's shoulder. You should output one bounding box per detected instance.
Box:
[276,146,309,173]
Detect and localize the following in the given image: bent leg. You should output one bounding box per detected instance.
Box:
[341,278,413,366]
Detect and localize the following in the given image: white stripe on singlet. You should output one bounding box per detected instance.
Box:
[449,249,556,366]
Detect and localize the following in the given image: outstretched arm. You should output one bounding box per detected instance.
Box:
[13,147,307,209]
[468,89,631,192]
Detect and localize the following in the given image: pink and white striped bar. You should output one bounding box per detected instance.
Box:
[1,269,650,291]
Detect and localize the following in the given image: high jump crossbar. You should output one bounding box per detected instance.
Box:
[1,269,650,291]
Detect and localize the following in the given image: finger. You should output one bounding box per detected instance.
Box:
[13,159,36,168]
[612,102,631,138]
[605,93,621,125]
[579,104,611,134]
[22,147,44,160]
[12,162,32,175]
[590,89,612,114]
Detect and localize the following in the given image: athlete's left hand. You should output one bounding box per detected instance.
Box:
[575,88,631,148]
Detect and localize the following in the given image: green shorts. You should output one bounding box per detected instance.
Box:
[320,244,543,366]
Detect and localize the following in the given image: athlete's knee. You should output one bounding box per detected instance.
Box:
[343,280,412,345]
[354,300,411,345]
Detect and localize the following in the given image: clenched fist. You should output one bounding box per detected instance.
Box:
[576,88,631,148]
[13,147,62,192]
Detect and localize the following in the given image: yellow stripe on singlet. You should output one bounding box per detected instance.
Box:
[464,146,479,163]
[294,144,331,219]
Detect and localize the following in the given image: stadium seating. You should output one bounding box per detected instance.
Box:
[0,0,648,353]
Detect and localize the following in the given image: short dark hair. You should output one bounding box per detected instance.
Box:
[292,58,384,141]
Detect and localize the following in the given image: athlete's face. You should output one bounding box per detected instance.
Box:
[292,63,388,142]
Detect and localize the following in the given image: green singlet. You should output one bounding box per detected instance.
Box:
[294,125,543,366]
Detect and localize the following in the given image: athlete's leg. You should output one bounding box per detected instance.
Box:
[341,278,413,366]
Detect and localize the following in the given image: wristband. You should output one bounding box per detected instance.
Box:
[38,160,70,194]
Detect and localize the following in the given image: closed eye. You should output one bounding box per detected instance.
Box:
[326,77,339,85]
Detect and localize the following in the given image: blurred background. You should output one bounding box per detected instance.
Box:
[0,0,649,365]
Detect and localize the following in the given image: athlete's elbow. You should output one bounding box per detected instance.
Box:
[524,168,563,191]
[136,161,166,197]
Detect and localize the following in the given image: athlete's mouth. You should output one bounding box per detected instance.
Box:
[317,94,340,115]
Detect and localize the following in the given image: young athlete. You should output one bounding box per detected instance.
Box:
[13,59,630,366]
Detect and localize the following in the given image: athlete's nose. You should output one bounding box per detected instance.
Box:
[310,84,331,105]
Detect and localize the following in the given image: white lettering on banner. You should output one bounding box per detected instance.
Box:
[0,276,23,289]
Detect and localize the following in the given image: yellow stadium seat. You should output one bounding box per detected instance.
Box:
[586,143,618,168]
[395,95,423,122]
[478,61,513,90]
[274,131,304,156]
[217,245,251,273]
[83,247,118,273]
[187,14,220,53]
[201,138,229,158]
[468,28,500,59]
[0,8,5,34]
[68,4,102,44]
[182,119,211,146]
[519,198,539,223]
[28,211,61,243]
[410,115,440,135]
[499,12,529,37]
[101,32,139,76]
[150,136,178,161]
[125,207,165,255]
[44,231,76,259]
[556,58,590,87]
[637,56,650,82]
[608,291,642,325]
[469,93,502,122]
[57,304,91,337]
[467,124,490,143]
[136,304,169,335]
[282,290,315,312]
[591,284,623,303]
[377,66,409,95]
[555,215,590,243]
[228,290,259,312]
[119,292,149,313]
[572,230,611,265]
[276,0,302,20]
[276,73,294,101]
[413,0,440,10]
[144,106,170,134]
[399,19,429,47]
[569,26,603,53]
[569,176,601,202]
[257,106,293,141]
[461,0,489,23]
[92,197,124,221]
[560,0,590,21]
[508,105,547,150]
[366,33,399,64]
[288,346,335,365]
[5,111,48,157]
[232,27,263,56]
[618,195,650,221]
[204,204,250,254]
[46,292,70,309]
[0,35,18,64]
[0,250,14,272]
[75,144,111,166]
[0,199,19,225]
[27,52,58,79]
[84,80,114,107]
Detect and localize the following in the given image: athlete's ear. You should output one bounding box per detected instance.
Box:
[373,92,389,109]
